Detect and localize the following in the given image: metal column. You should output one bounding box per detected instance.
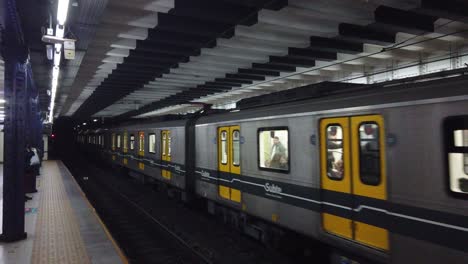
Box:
[0,0,31,242]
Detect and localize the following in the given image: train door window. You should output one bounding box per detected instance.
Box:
[139,132,145,156]
[326,125,344,180]
[161,130,171,180]
[232,130,240,166]
[112,134,116,150]
[167,132,172,157]
[130,135,135,150]
[162,132,166,156]
[358,123,381,186]
[258,128,289,172]
[446,116,468,194]
[117,134,121,148]
[149,134,156,153]
[221,131,228,165]
[123,133,128,152]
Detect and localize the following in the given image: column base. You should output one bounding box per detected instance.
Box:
[0,232,27,242]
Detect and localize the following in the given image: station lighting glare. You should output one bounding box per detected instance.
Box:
[48,66,60,123]
[0,99,5,103]
[82,122,87,125]
[53,44,62,66]
[57,0,70,25]
[52,66,59,81]
[93,119,98,122]
[55,26,65,39]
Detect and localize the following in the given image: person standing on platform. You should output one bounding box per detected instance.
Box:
[31,146,40,177]
[24,145,34,201]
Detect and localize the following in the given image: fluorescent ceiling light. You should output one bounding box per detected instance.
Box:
[53,44,62,66]
[48,0,69,123]
[0,99,5,103]
[57,0,70,25]
[55,25,64,38]
[48,66,60,123]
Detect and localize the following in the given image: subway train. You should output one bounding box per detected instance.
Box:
[78,75,468,264]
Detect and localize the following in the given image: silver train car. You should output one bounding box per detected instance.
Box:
[79,75,468,264]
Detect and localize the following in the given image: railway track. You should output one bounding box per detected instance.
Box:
[66,159,213,264]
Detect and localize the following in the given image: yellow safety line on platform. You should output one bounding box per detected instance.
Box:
[31,161,91,264]
[64,163,129,264]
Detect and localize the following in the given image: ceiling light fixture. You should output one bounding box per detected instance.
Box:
[57,0,70,25]
[48,0,70,124]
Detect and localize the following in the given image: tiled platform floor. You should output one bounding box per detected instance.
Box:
[0,161,126,264]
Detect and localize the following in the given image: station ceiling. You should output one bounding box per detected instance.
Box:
[16,0,468,121]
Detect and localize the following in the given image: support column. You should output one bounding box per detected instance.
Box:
[0,0,30,242]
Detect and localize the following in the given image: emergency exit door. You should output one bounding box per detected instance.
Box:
[218,126,241,203]
[161,130,171,180]
[320,115,388,251]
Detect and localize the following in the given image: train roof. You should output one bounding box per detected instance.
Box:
[196,71,468,125]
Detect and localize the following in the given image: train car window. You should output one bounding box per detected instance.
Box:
[233,130,240,166]
[258,128,289,172]
[112,134,116,149]
[130,135,135,150]
[117,134,121,148]
[326,125,344,181]
[149,134,156,153]
[358,123,381,186]
[221,131,228,165]
[453,130,468,174]
[448,124,468,194]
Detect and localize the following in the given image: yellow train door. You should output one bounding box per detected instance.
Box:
[350,115,388,250]
[320,115,388,251]
[320,117,352,240]
[138,131,145,170]
[218,126,241,203]
[161,130,171,180]
[123,132,128,165]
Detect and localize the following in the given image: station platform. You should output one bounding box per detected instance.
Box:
[0,161,127,264]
